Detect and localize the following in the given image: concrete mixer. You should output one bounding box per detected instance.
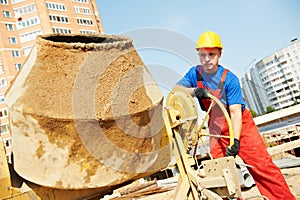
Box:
[1,34,245,200]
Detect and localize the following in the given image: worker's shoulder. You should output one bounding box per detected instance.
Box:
[221,66,238,77]
[219,66,240,86]
[218,65,237,78]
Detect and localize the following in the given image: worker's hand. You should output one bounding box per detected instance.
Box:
[226,138,240,157]
[193,88,210,99]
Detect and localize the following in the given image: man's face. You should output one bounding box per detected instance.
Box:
[197,47,222,74]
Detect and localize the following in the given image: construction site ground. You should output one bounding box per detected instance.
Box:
[242,166,300,200]
[102,164,300,200]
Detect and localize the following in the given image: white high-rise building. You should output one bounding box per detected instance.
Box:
[242,39,300,115]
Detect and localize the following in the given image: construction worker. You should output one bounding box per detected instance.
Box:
[175,31,295,200]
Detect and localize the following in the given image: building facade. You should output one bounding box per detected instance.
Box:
[242,39,300,115]
[0,0,104,162]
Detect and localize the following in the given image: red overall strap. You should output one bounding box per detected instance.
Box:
[197,65,229,93]
[217,68,229,91]
[196,65,204,88]
[196,66,229,111]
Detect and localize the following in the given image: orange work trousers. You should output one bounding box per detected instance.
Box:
[209,108,295,200]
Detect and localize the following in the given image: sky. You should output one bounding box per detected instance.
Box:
[96,0,300,94]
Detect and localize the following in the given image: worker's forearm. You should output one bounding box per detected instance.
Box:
[229,105,242,140]
[174,84,196,97]
[231,116,242,140]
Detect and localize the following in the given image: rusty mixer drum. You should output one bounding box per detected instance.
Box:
[5,34,171,189]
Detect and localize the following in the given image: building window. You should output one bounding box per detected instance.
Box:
[0,65,3,73]
[49,15,69,23]
[9,37,17,44]
[83,8,90,14]
[23,46,32,56]
[74,7,80,13]
[52,27,72,34]
[0,0,8,5]
[74,6,90,15]
[46,2,66,11]
[0,78,7,88]
[77,18,93,26]
[80,29,96,34]
[0,94,5,104]
[0,124,8,132]
[73,0,88,3]
[14,4,36,16]
[15,63,22,71]
[20,29,42,43]
[4,139,11,148]
[17,16,39,30]
[11,0,25,3]
[12,50,21,57]
[6,24,14,31]
[0,108,8,118]
[3,11,11,18]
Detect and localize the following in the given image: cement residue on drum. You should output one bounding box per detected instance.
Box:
[5,34,171,189]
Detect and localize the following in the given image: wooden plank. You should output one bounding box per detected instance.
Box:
[223,169,237,195]
[199,177,227,188]
[173,131,198,199]
[264,132,300,143]
[116,180,157,195]
[267,139,300,156]
[202,189,223,200]
[174,176,191,200]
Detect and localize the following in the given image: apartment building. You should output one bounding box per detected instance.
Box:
[242,39,300,115]
[0,0,104,162]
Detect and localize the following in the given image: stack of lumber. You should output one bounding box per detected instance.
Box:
[101,179,176,199]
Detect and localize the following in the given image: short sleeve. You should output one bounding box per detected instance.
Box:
[176,66,198,88]
[225,73,246,109]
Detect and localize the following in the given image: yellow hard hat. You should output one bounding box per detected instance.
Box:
[196,31,223,49]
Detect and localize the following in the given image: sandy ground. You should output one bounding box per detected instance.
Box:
[282,167,300,199]
[125,166,300,200]
[242,167,300,200]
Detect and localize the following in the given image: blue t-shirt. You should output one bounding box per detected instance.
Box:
[177,65,246,110]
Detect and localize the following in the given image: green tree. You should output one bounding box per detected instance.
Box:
[266,106,276,113]
[293,95,300,105]
[250,109,258,117]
